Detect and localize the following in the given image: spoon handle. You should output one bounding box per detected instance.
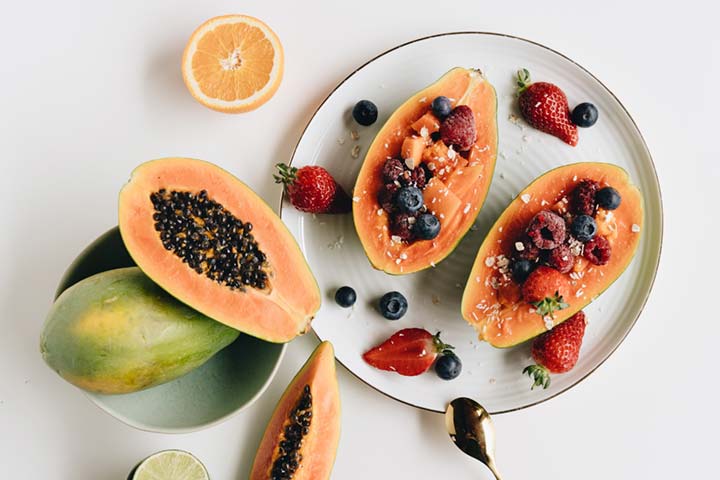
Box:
[486,460,503,480]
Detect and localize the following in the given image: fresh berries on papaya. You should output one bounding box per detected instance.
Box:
[521,266,570,317]
[439,105,477,151]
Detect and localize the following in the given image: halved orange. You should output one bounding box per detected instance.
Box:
[181,15,284,113]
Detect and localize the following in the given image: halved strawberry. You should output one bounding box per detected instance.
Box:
[362,328,452,376]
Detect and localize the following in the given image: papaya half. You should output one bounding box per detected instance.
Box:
[118,158,321,343]
[462,163,643,347]
[40,267,239,394]
[250,341,340,480]
[353,68,498,274]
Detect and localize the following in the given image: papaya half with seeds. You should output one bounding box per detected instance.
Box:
[40,267,240,394]
[118,158,320,343]
[353,67,498,274]
[250,341,340,480]
[462,162,643,347]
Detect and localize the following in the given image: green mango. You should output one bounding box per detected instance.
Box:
[41,267,239,394]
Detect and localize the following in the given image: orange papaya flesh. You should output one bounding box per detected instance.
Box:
[118,158,321,343]
[353,68,498,274]
[250,341,340,480]
[461,162,643,347]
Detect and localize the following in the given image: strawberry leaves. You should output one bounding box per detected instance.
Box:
[531,291,569,318]
[523,364,551,389]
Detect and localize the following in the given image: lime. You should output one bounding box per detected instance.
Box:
[131,450,209,480]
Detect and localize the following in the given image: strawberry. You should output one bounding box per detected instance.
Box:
[274,163,351,214]
[521,266,570,317]
[523,310,587,389]
[363,328,453,376]
[516,69,578,146]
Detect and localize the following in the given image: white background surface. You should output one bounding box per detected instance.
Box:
[0,1,717,478]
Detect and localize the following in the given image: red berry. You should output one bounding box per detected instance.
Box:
[517,69,578,146]
[411,165,426,189]
[382,158,404,183]
[546,244,575,274]
[389,212,417,241]
[363,328,452,376]
[274,163,350,214]
[377,183,399,213]
[440,105,477,151]
[531,310,587,374]
[583,235,611,265]
[521,265,570,304]
[513,235,541,261]
[527,210,566,250]
[571,179,599,216]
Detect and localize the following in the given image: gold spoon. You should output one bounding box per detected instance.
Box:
[445,397,503,480]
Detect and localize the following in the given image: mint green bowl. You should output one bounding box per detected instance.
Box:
[55,227,285,433]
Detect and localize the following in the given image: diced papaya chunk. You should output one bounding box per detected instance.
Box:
[411,112,441,137]
[423,177,462,223]
[401,136,425,169]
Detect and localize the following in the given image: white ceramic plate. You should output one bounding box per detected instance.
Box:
[282,33,662,413]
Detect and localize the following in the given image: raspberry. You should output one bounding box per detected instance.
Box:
[389,212,417,241]
[513,235,541,261]
[527,210,566,250]
[439,105,477,151]
[546,244,575,273]
[411,166,426,189]
[378,183,399,213]
[571,179,599,216]
[382,158,404,183]
[583,235,611,265]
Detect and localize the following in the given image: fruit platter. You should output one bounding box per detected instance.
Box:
[30,15,662,480]
[282,32,661,413]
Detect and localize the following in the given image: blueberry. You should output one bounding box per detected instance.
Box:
[431,96,452,119]
[435,353,462,380]
[352,100,378,126]
[395,186,423,213]
[571,102,599,127]
[334,286,356,308]
[511,258,535,283]
[378,291,408,320]
[596,186,621,210]
[413,213,440,240]
[570,214,597,242]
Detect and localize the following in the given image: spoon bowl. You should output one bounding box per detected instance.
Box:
[445,397,503,479]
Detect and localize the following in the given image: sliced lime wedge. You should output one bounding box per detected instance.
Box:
[131,450,209,480]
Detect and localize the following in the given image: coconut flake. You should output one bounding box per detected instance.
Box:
[521,193,531,204]
[631,224,641,233]
[515,241,525,251]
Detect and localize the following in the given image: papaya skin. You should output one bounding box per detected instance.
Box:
[40,267,240,394]
[118,158,321,343]
[462,163,643,347]
[353,68,498,274]
[250,341,341,480]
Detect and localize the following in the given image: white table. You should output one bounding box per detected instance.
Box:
[1,1,717,478]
